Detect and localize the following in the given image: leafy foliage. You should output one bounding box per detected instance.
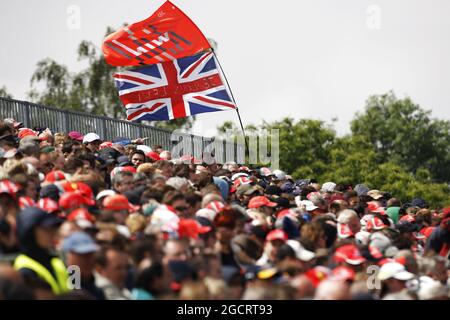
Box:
[351,92,450,182]
[218,93,450,208]
[0,86,12,99]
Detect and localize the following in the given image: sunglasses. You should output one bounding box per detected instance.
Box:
[175,206,189,212]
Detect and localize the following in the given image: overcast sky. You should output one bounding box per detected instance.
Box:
[1,0,450,137]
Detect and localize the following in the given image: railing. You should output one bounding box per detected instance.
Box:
[0,97,244,163]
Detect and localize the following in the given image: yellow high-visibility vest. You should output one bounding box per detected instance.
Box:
[14,254,71,295]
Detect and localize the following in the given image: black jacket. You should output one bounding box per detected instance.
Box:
[16,208,62,289]
[426,226,450,256]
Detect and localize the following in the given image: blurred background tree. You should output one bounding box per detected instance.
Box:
[351,91,450,182]
[217,93,450,208]
[0,86,13,99]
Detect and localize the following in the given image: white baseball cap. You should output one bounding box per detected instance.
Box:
[83,133,101,144]
[231,172,248,181]
[377,262,415,281]
[417,276,448,300]
[273,170,286,181]
[321,182,337,193]
[96,189,117,201]
[136,145,152,154]
[299,200,318,212]
[286,240,315,262]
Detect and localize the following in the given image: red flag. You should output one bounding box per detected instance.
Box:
[102,1,211,67]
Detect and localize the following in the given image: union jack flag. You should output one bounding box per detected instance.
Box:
[114,51,236,122]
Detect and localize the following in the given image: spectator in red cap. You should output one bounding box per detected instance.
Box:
[101,194,136,225]
[68,131,84,142]
[248,196,277,219]
[336,209,361,240]
[333,244,366,272]
[4,115,450,301]
[59,191,95,215]
[213,208,241,268]
[256,229,288,268]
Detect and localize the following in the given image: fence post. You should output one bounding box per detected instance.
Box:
[101,119,107,140]
[138,125,143,140]
[64,112,70,132]
[24,103,31,128]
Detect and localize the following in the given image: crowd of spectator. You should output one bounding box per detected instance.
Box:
[0,117,449,300]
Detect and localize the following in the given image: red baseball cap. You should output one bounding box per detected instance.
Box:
[68,131,84,142]
[59,191,96,210]
[67,208,95,223]
[45,170,67,183]
[367,201,386,215]
[37,198,59,213]
[304,266,330,288]
[366,217,388,232]
[331,266,356,281]
[146,151,161,162]
[334,244,366,265]
[177,219,211,239]
[266,229,288,242]
[399,214,416,223]
[337,223,354,239]
[60,182,94,201]
[99,141,113,150]
[18,128,38,139]
[277,208,297,219]
[18,196,36,209]
[205,201,226,213]
[368,245,384,259]
[102,194,137,212]
[111,166,137,180]
[233,176,252,189]
[75,182,94,201]
[329,194,346,203]
[0,180,20,198]
[248,196,277,209]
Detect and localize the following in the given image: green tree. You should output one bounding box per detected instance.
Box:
[217,98,450,207]
[29,59,85,112]
[0,86,12,99]
[28,28,194,130]
[321,135,450,207]
[218,118,336,176]
[319,134,379,185]
[262,118,335,178]
[351,92,450,182]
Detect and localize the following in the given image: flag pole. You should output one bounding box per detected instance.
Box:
[212,49,249,153]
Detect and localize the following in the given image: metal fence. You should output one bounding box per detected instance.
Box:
[0,97,244,163]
